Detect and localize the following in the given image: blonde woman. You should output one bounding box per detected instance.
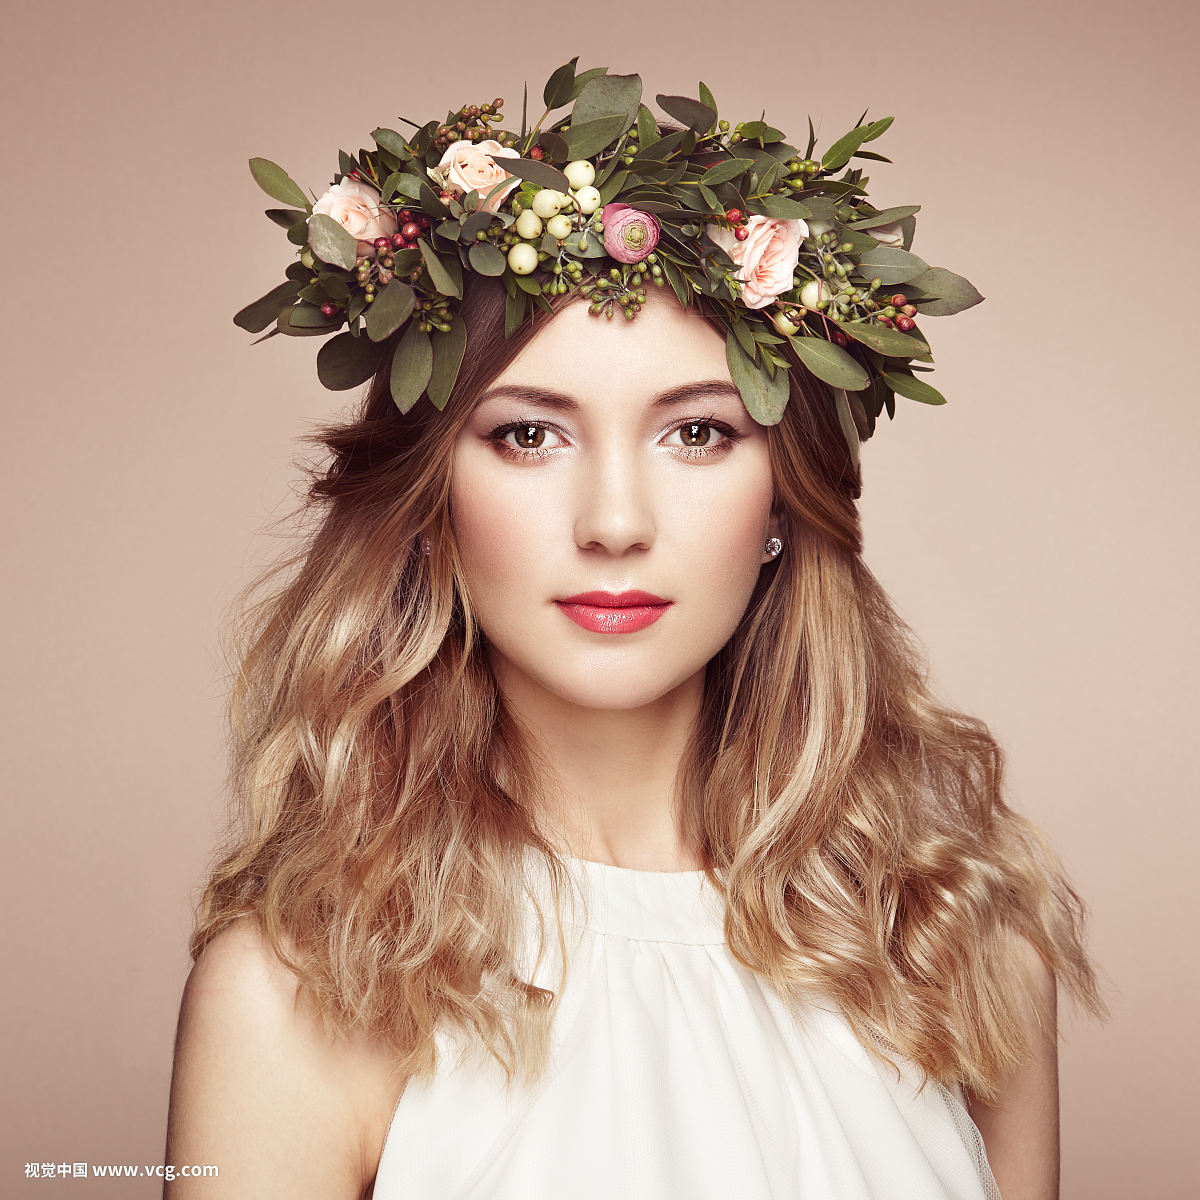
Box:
[167,80,1098,1199]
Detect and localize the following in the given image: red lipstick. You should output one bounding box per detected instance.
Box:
[555,590,672,635]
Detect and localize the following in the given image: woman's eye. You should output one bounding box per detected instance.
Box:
[503,423,562,451]
[666,421,725,449]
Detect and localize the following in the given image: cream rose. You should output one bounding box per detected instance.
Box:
[311,179,398,256]
[430,138,520,214]
[707,216,807,309]
[866,220,904,247]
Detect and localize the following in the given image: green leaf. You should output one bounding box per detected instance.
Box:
[833,389,861,467]
[390,248,421,275]
[418,182,450,220]
[731,318,757,360]
[569,67,608,101]
[727,330,789,425]
[820,127,871,172]
[383,172,424,202]
[861,116,894,143]
[365,279,415,342]
[563,116,627,162]
[848,204,921,230]
[287,302,339,328]
[661,258,689,306]
[698,181,720,213]
[852,245,929,286]
[905,267,984,316]
[597,169,627,206]
[561,229,605,258]
[265,208,307,229]
[758,194,813,220]
[883,368,947,405]
[249,158,310,210]
[699,81,718,116]
[233,280,304,333]
[805,116,816,160]
[656,94,716,134]
[428,314,467,410]
[317,331,384,390]
[636,104,658,146]
[538,131,569,162]
[790,336,870,391]
[308,214,359,271]
[544,57,580,109]
[498,156,571,191]
[839,320,930,358]
[504,287,527,338]
[436,220,461,243]
[372,128,410,159]
[418,240,462,298]
[852,150,892,163]
[516,274,542,295]
[390,322,433,413]
[702,157,751,187]
[469,242,508,275]
[571,73,642,134]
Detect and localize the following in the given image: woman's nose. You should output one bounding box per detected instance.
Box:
[571,438,655,556]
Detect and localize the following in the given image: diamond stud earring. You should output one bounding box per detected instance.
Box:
[765,537,783,557]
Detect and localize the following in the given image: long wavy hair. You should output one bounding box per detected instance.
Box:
[194,273,1099,1097]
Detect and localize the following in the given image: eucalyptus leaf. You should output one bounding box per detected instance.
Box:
[727,331,789,425]
[849,204,921,230]
[883,368,947,405]
[390,322,433,413]
[460,211,492,240]
[571,73,642,134]
[249,158,310,210]
[731,318,756,360]
[758,194,813,220]
[852,245,929,286]
[265,208,307,229]
[372,128,409,159]
[656,94,716,134]
[516,274,542,295]
[561,229,605,258]
[699,81,718,115]
[428,314,467,409]
[597,169,628,206]
[498,156,571,191]
[277,307,338,337]
[419,240,462,298]
[505,288,527,338]
[469,242,508,275]
[833,389,861,467]
[385,172,424,202]
[544,57,579,109]
[418,182,450,219]
[839,320,930,358]
[317,331,384,390]
[233,280,304,333]
[538,131,569,162]
[904,267,984,316]
[789,336,870,391]
[308,213,359,271]
[820,128,870,172]
[563,116,627,162]
[569,67,608,101]
[861,116,894,143]
[701,157,751,187]
[365,279,416,342]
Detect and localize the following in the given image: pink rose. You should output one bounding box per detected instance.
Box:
[866,220,904,248]
[430,139,520,214]
[311,179,398,256]
[706,215,807,309]
[601,203,660,263]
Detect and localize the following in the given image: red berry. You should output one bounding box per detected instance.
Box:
[734,226,749,241]
[902,304,917,317]
[832,331,848,347]
[391,233,406,248]
[417,215,431,229]
[895,316,916,332]
[530,145,545,160]
[877,315,894,327]
[320,302,336,317]
[373,236,390,249]
[890,294,907,307]
[401,221,420,240]
[726,208,743,223]
[397,209,412,222]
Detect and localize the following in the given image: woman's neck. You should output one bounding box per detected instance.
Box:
[490,653,706,871]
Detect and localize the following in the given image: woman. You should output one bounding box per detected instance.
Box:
[166,68,1098,1200]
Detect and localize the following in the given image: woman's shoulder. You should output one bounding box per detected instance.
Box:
[166,915,406,1198]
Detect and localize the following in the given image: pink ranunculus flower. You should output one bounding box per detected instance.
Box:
[866,220,904,247]
[706,215,807,309]
[311,178,398,257]
[430,139,521,214]
[601,203,660,263]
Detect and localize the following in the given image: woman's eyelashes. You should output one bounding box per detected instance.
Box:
[486,417,743,461]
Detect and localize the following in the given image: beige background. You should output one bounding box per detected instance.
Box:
[2,0,1196,1194]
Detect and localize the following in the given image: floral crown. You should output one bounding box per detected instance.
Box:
[235,58,982,457]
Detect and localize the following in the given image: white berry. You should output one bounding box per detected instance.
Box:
[531,189,562,219]
[574,186,602,215]
[563,160,596,190]
[515,209,543,239]
[546,214,573,240]
[507,243,539,275]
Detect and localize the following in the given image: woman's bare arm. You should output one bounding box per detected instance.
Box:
[164,917,405,1199]
[966,949,1060,1200]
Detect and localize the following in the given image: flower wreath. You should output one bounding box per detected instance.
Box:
[235,57,983,457]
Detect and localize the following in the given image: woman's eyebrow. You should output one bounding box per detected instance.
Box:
[475,380,741,411]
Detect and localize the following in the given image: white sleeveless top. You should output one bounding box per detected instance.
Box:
[373,858,999,1200]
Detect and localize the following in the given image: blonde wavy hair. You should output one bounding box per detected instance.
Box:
[194,275,1099,1097]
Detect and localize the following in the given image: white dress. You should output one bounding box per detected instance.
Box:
[373,857,999,1200]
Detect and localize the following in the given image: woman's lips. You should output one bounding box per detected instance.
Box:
[555,590,672,635]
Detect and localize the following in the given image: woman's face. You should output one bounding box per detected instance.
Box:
[450,290,778,711]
